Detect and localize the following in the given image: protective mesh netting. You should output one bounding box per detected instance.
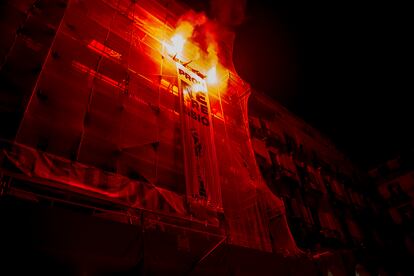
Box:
[5,0,301,254]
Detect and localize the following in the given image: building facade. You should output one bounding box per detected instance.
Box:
[0,0,407,275]
[248,91,390,274]
[369,152,414,263]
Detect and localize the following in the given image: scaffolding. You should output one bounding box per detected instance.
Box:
[1,0,301,254]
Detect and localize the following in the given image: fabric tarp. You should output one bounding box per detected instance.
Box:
[3,142,187,216]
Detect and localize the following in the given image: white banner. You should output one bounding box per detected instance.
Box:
[176,63,222,209]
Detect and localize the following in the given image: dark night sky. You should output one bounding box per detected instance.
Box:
[181,0,413,169]
[231,1,412,169]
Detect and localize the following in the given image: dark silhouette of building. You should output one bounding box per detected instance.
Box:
[369,151,414,267]
[0,0,409,275]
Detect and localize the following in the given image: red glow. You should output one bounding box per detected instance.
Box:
[71,61,125,90]
[9,0,301,261]
[0,0,405,274]
[87,39,121,60]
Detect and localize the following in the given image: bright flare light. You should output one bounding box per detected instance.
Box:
[192,83,207,93]
[163,41,175,56]
[170,34,185,55]
[206,66,218,85]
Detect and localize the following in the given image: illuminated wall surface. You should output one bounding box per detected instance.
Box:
[3,1,412,275]
[0,0,300,254]
[0,0,390,257]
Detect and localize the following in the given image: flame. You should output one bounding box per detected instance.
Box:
[206,66,217,84]
[192,83,207,93]
[165,11,224,86]
[170,34,186,55]
[163,35,185,56]
[166,21,195,56]
[163,40,175,56]
[206,40,219,85]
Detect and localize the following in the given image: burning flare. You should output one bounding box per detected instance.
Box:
[206,39,219,85]
[206,66,217,84]
[170,34,186,55]
[169,21,194,55]
[165,11,222,85]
